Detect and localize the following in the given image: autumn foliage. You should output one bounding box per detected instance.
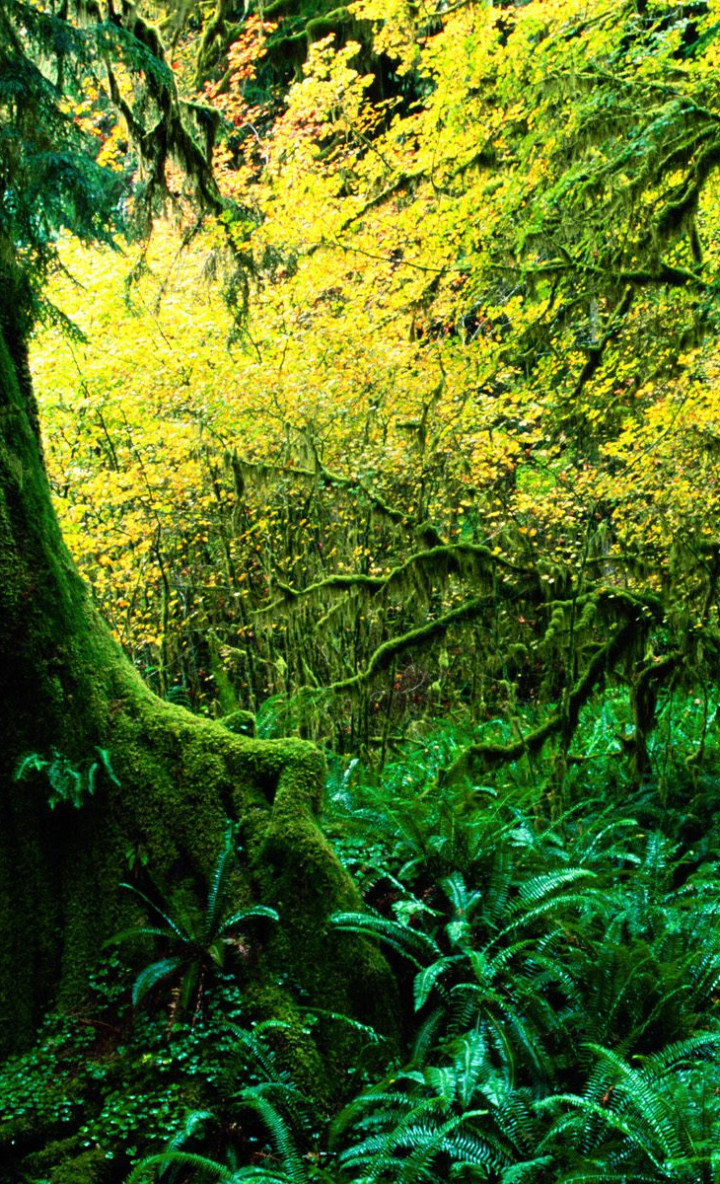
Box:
[33,0,720,774]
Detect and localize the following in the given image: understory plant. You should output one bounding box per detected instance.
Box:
[109,823,278,1018]
[5,715,720,1184]
[108,717,720,1184]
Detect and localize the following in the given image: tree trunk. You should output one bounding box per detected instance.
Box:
[0,322,395,1066]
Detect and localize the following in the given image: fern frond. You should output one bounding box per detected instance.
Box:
[551,1170,658,1184]
[302,1007,388,1045]
[229,1171,306,1183]
[95,745,122,786]
[441,1121,510,1172]
[637,1031,720,1078]
[414,955,462,1011]
[331,1088,420,1143]
[422,1065,458,1106]
[236,1079,315,1143]
[497,1089,538,1155]
[131,956,185,1006]
[338,1096,444,1180]
[166,1109,218,1152]
[118,883,191,942]
[330,911,440,966]
[204,821,238,940]
[499,1156,554,1183]
[478,853,513,928]
[576,817,639,865]
[127,1150,234,1183]
[104,925,179,947]
[508,889,609,936]
[218,905,279,935]
[537,1094,667,1169]
[409,1006,446,1068]
[518,869,597,907]
[234,1089,307,1184]
[442,871,484,918]
[229,1023,292,1083]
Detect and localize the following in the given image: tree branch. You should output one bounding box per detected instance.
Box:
[442,615,642,780]
[262,542,534,616]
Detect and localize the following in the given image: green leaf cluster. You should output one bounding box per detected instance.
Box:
[14,745,120,810]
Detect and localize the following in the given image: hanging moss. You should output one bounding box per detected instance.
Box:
[444,616,642,780]
[320,594,494,695]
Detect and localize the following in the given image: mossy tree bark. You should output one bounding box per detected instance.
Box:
[0,319,395,1066]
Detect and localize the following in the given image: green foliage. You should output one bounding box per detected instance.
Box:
[78,988,247,1155]
[14,745,121,809]
[0,2,127,332]
[109,823,278,1017]
[1,0,229,363]
[321,719,720,1182]
[6,715,720,1182]
[0,953,265,1172]
[0,1009,95,1135]
[538,1037,720,1182]
[128,1017,330,1184]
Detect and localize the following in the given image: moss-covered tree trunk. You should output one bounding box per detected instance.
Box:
[0,321,394,1064]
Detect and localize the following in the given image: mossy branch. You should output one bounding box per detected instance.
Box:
[521,258,708,291]
[316,594,496,696]
[653,138,720,243]
[261,8,351,52]
[309,448,413,528]
[262,542,533,616]
[443,615,645,781]
[539,586,664,619]
[571,285,633,400]
[194,0,240,88]
[106,8,224,223]
[631,651,681,720]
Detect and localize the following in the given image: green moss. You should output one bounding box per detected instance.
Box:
[1,660,399,1069]
[249,751,401,1086]
[240,981,328,1100]
[219,709,257,736]
[20,1137,81,1175]
[50,1147,112,1184]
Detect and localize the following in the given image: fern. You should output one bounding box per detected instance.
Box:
[232,1092,307,1184]
[14,744,120,809]
[128,1151,235,1183]
[413,955,462,1011]
[500,1156,554,1183]
[228,1021,294,1084]
[330,910,441,967]
[336,1079,513,1182]
[130,956,186,1008]
[517,868,597,908]
[538,1037,720,1180]
[109,825,278,1018]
